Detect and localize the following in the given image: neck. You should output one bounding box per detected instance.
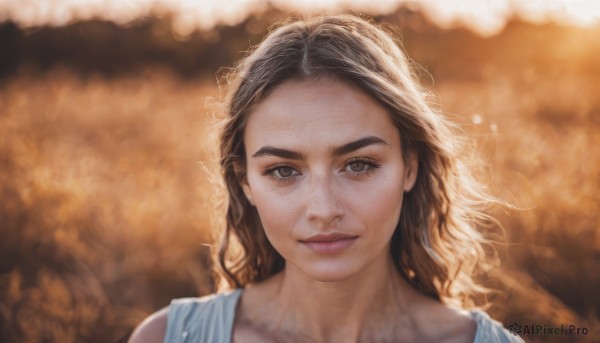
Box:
[268,250,420,341]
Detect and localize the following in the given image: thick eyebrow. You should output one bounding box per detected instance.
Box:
[251,136,388,160]
[252,146,305,160]
[331,136,388,157]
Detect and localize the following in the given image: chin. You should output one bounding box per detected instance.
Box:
[296,260,364,282]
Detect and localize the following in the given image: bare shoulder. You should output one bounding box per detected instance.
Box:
[437,308,477,343]
[414,298,477,343]
[128,307,169,343]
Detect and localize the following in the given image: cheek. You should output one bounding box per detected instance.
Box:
[349,172,405,235]
[248,182,302,241]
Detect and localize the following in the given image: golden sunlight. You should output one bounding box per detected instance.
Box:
[1,0,599,36]
[1,1,598,343]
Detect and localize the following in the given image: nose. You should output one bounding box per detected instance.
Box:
[305,174,344,227]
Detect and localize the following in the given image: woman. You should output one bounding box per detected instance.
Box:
[130,14,523,342]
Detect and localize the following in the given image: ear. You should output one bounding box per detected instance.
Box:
[241,180,255,206]
[403,150,418,192]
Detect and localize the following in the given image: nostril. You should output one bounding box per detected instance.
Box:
[305,199,343,225]
[304,175,344,223]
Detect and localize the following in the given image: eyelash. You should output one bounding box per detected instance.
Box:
[262,158,381,184]
[262,164,299,183]
[345,157,381,177]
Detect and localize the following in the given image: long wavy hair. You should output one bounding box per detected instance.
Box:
[214,14,499,309]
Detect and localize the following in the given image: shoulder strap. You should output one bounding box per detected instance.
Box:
[163,289,242,343]
[470,310,525,343]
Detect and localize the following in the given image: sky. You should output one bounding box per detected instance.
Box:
[1,0,599,36]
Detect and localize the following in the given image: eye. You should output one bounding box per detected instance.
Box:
[263,165,301,181]
[273,166,296,178]
[348,161,368,173]
[343,158,381,176]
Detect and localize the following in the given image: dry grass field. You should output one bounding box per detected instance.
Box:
[0,8,598,342]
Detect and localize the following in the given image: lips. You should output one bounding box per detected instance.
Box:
[300,233,358,254]
[300,233,358,243]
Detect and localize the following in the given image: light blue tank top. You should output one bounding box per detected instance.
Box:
[164,289,524,342]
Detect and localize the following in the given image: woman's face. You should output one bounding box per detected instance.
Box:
[241,77,417,282]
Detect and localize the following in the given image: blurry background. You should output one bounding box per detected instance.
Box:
[0,1,598,342]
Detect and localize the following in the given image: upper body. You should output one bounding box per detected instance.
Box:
[131,13,520,343]
[129,282,524,343]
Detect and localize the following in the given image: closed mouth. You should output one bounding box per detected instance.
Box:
[300,233,359,243]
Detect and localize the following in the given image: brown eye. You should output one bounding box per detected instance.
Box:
[275,167,295,178]
[263,165,300,182]
[348,161,367,173]
[344,159,381,176]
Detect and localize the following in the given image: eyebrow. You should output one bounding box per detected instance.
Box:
[251,136,388,160]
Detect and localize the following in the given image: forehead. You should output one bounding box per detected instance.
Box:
[244,77,400,150]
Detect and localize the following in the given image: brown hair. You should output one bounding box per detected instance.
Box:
[215,14,498,308]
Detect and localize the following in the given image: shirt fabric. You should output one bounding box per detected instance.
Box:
[164,288,525,343]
